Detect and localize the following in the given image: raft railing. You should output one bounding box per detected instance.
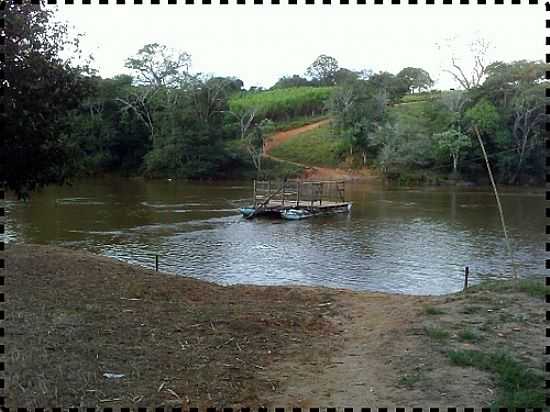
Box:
[253,179,346,208]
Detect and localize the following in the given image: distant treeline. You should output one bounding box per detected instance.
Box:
[324,60,545,185]
[4,3,545,198]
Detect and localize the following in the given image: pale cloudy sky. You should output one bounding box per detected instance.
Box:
[56,4,543,89]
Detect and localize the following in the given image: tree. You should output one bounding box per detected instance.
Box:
[305,54,339,86]
[397,67,434,94]
[1,1,94,198]
[327,78,387,164]
[480,60,546,183]
[143,77,231,179]
[326,86,354,130]
[68,75,151,174]
[440,38,492,90]
[367,71,409,104]
[434,128,472,175]
[272,75,311,89]
[189,75,241,125]
[120,43,193,142]
[508,86,544,183]
[334,68,359,85]
[439,90,469,116]
[482,60,545,107]
[243,119,275,175]
[125,43,191,88]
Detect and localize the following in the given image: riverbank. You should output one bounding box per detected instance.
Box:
[5,244,544,408]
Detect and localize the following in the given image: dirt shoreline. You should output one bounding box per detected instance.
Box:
[5,244,544,408]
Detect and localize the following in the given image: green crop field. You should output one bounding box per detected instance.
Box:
[400,91,441,104]
[229,86,334,122]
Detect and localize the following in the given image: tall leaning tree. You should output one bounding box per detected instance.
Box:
[118,43,192,143]
[1,1,93,198]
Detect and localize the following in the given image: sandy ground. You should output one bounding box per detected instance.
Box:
[4,244,543,408]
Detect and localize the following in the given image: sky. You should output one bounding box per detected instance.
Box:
[55,4,544,89]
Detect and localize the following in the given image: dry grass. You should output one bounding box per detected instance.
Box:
[5,245,543,408]
[5,244,339,407]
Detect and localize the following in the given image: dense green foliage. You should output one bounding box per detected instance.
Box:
[67,75,151,174]
[305,54,340,86]
[322,60,545,184]
[71,57,544,185]
[69,74,249,179]
[396,67,434,94]
[229,87,333,122]
[272,75,313,89]
[10,19,544,194]
[1,1,94,198]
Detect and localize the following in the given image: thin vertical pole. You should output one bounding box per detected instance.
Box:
[463,266,469,291]
[253,180,256,207]
[155,255,159,272]
[474,127,515,279]
[297,181,301,207]
[282,180,285,206]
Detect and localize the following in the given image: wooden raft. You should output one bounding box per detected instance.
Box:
[242,179,352,219]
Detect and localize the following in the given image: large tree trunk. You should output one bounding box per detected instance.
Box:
[510,112,533,184]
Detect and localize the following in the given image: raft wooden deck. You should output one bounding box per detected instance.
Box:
[242,179,352,219]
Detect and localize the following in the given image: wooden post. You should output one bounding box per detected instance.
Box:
[155,255,159,272]
[297,180,301,207]
[319,183,322,206]
[463,266,469,291]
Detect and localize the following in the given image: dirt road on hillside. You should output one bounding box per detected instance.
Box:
[264,119,375,181]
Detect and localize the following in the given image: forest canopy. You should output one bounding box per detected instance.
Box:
[2,3,545,197]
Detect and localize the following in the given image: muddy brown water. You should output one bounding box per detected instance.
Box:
[4,177,544,295]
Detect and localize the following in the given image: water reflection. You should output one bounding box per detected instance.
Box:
[4,177,544,295]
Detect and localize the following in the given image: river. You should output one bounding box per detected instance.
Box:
[4,177,544,295]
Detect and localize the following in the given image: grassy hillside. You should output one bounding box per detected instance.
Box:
[391,98,433,126]
[267,96,438,171]
[269,123,344,167]
[229,86,334,122]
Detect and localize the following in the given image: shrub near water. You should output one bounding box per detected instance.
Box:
[229,87,334,121]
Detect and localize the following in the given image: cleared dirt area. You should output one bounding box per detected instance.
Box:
[5,244,544,408]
